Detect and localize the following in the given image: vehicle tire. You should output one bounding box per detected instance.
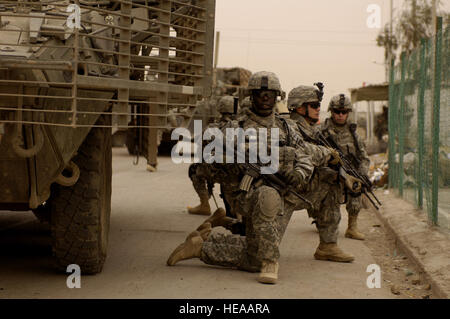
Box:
[50,115,112,274]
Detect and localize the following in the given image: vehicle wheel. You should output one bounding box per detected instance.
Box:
[50,115,112,274]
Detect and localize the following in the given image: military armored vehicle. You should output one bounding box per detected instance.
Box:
[0,0,215,273]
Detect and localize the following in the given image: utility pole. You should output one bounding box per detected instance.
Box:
[212,31,220,89]
[390,0,393,37]
[432,0,437,36]
[412,0,417,48]
[386,0,394,82]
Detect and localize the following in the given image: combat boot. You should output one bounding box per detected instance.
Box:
[166,231,203,266]
[187,193,211,216]
[197,208,234,230]
[197,222,212,240]
[314,242,354,262]
[345,215,365,240]
[258,261,279,284]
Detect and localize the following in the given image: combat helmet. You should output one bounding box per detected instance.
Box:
[328,94,353,112]
[246,71,281,95]
[287,85,321,111]
[217,95,235,114]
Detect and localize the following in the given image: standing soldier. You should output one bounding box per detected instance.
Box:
[167,71,338,284]
[186,96,236,216]
[286,85,355,262]
[321,94,370,240]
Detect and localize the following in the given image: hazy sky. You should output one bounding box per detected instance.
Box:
[214,0,447,109]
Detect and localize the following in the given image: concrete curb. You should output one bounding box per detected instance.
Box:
[369,190,450,299]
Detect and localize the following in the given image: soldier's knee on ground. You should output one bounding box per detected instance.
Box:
[257,186,281,222]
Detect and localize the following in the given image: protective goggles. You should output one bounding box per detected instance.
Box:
[252,90,278,100]
[308,102,321,109]
[332,109,349,115]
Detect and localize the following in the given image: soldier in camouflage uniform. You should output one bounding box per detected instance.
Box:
[166,72,343,284]
[286,85,355,262]
[321,94,370,240]
[236,96,251,117]
[187,96,237,216]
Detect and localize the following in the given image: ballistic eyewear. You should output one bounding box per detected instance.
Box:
[308,103,321,109]
[253,90,278,100]
[332,109,349,115]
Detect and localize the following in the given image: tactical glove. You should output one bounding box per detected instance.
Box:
[328,149,341,165]
[345,175,363,194]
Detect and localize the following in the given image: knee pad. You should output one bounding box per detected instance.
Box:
[257,186,281,222]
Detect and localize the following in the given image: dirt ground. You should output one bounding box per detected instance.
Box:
[357,201,434,299]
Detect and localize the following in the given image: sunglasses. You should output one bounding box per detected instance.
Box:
[332,109,349,115]
[308,103,321,109]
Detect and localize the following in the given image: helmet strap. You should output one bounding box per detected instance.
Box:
[307,116,319,124]
[300,104,318,124]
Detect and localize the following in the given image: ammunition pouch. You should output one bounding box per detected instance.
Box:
[239,165,260,192]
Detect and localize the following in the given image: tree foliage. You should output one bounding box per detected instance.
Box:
[377,0,450,61]
[376,24,398,62]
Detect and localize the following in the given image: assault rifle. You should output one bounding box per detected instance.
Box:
[238,162,313,209]
[285,120,381,210]
[316,131,382,210]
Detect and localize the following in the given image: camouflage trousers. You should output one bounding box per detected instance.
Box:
[200,185,296,272]
[189,163,241,217]
[188,163,210,198]
[346,195,362,216]
[291,167,341,243]
[219,182,240,218]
